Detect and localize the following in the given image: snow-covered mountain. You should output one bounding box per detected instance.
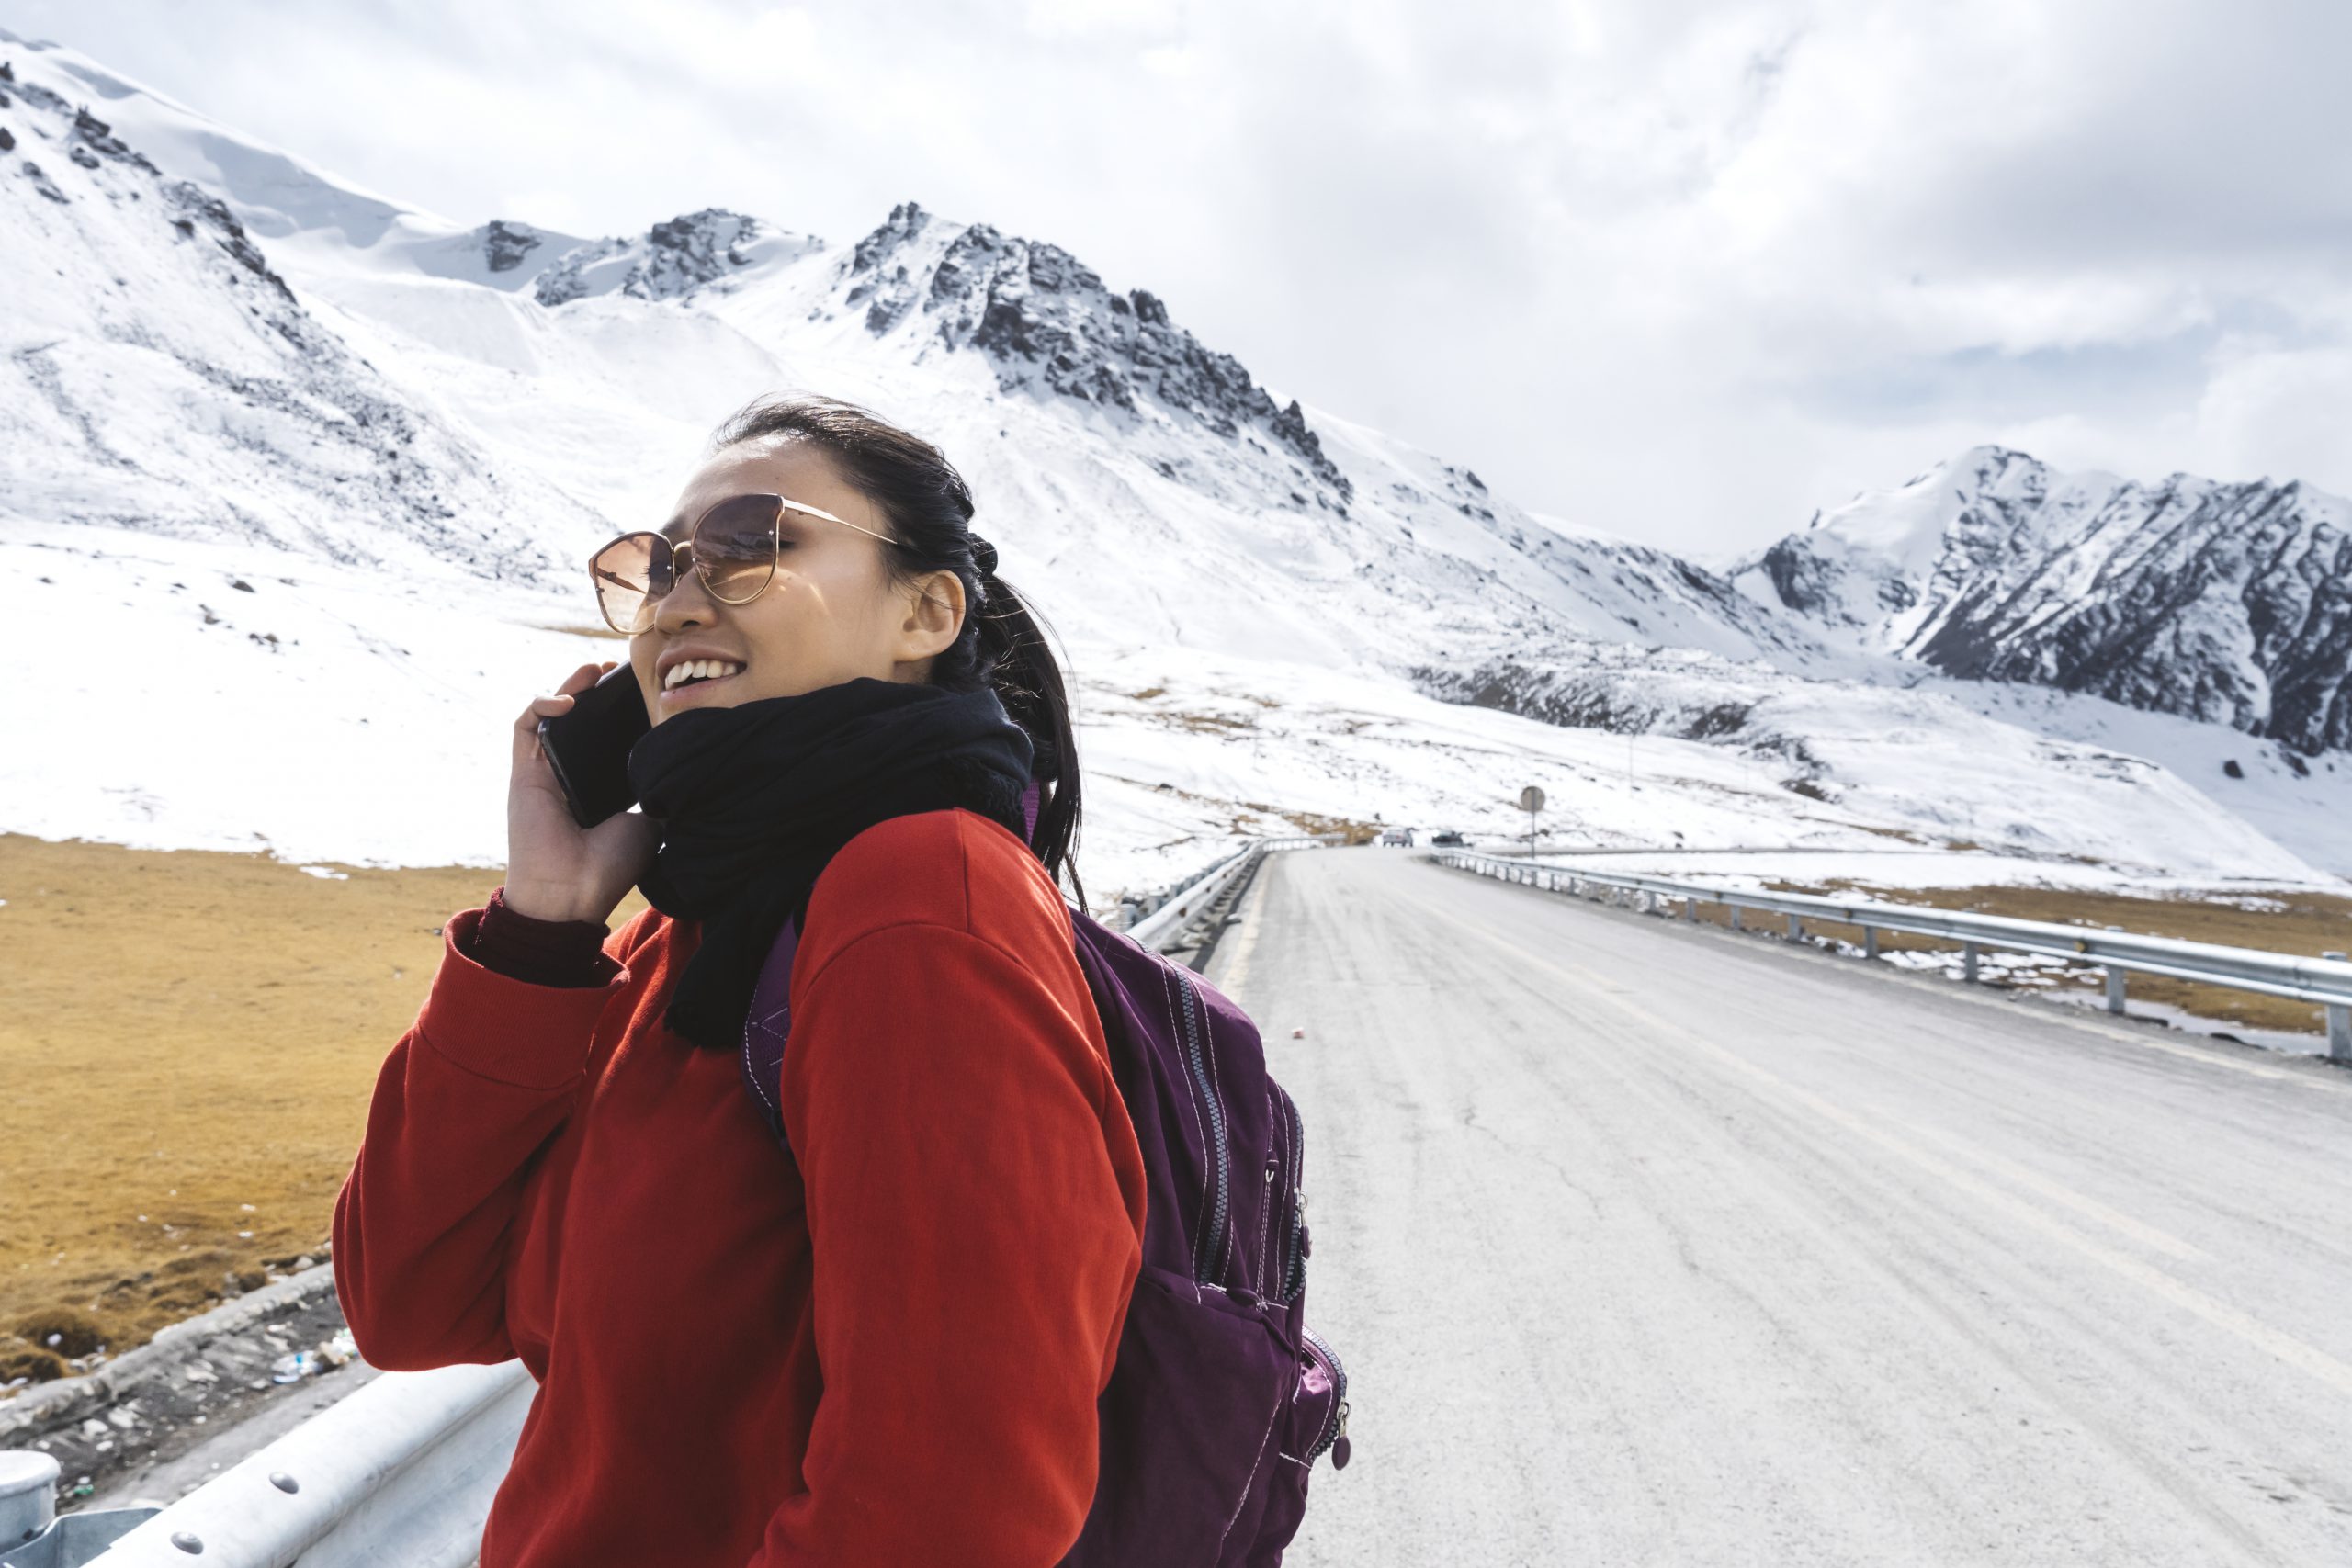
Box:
[1743,446,2352,756]
[5,25,2346,891]
[0,53,566,584]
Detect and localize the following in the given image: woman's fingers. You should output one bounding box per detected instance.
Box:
[513,663,616,739]
[558,660,617,695]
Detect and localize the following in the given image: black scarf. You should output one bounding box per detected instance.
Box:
[627,677,1035,1052]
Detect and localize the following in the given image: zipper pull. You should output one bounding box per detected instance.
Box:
[1330,1404,1351,1470]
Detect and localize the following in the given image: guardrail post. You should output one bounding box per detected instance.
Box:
[2326,953,2349,1062]
[1786,912,1803,942]
[2,1450,58,1551]
[1962,942,1979,984]
[1683,897,1697,923]
[1728,906,1743,931]
[1863,926,1878,960]
[2104,926,2127,1014]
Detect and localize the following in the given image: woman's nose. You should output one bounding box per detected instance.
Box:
[654,554,722,629]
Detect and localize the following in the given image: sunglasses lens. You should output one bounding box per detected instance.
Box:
[590,534,665,635]
[694,495,780,604]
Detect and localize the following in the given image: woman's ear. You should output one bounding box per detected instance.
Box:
[894,568,967,662]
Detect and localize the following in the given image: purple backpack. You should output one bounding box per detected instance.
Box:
[740,813,1350,1566]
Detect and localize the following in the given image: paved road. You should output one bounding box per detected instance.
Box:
[1204,847,2352,1567]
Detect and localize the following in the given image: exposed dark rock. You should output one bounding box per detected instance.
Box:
[481,219,541,274]
[632,208,762,297]
[1684,702,1752,739]
[850,200,929,273]
[532,236,624,306]
[21,158,67,203]
[69,103,157,174]
[843,205,1353,500]
[12,74,63,113]
[0,127,14,153]
[163,182,295,303]
[534,208,776,306]
[1415,659,1668,734]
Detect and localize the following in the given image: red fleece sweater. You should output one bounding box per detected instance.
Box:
[333,808,1148,1566]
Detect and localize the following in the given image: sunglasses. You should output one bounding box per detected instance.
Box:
[586,492,899,636]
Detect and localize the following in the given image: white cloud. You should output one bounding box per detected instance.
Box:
[7,0,2349,551]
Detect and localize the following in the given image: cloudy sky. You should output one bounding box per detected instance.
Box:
[12,0,2348,554]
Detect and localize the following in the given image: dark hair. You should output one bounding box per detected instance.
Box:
[707,391,1086,906]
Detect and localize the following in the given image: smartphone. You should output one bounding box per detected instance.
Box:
[536,663,651,829]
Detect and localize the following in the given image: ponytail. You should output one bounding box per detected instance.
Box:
[706,392,1087,905]
[969,557,1085,908]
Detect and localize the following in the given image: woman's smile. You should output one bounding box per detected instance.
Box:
[658,655,749,710]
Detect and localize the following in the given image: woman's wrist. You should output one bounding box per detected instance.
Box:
[499,879,612,926]
[471,886,615,988]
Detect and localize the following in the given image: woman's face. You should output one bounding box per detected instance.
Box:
[629,435,966,725]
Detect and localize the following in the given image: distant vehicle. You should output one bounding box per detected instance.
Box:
[1374,828,1416,847]
[1430,830,1467,847]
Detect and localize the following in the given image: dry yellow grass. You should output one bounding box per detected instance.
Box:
[0,832,650,1382]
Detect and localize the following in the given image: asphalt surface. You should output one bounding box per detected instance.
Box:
[1206,847,2352,1567]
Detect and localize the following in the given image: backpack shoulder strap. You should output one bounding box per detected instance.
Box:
[740,910,803,1151]
[740,778,1046,1154]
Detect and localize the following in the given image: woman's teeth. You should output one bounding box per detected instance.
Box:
[663,658,745,692]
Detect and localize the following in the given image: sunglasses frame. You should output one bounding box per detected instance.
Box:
[586,492,900,635]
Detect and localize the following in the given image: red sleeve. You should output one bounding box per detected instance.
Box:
[468,884,614,987]
[330,904,637,1371]
[756,921,1143,1567]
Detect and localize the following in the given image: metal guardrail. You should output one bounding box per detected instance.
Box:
[1120,844,1263,949]
[87,1360,532,1567]
[1436,852,2352,1062]
[1111,835,1333,942]
[3,1450,153,1567]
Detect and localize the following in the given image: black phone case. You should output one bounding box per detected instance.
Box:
[536,664,650,829]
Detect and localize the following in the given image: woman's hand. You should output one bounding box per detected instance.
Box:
[504,660,659,925]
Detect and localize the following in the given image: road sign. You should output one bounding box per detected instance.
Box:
[1519,785,1545,813]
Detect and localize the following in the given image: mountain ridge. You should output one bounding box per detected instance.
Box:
[1747,446,2352,755]
[6,26,2348,888]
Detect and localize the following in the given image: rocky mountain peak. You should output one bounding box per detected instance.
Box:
[1758,446,2352,755]
[534,207,815,307]
[850,199,932,274]
[839,201,1353,503]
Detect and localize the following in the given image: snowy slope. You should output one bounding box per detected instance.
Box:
[1745,446,2352,755]
[3,28,2345,894]
[0,39,576,586]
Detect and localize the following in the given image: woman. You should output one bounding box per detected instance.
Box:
[333,394,1148,1567]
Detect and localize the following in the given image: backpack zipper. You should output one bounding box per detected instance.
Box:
[1274,1083,1306,1304]
[1302,1323,1351,1465]
[1175,970,1231,1286]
